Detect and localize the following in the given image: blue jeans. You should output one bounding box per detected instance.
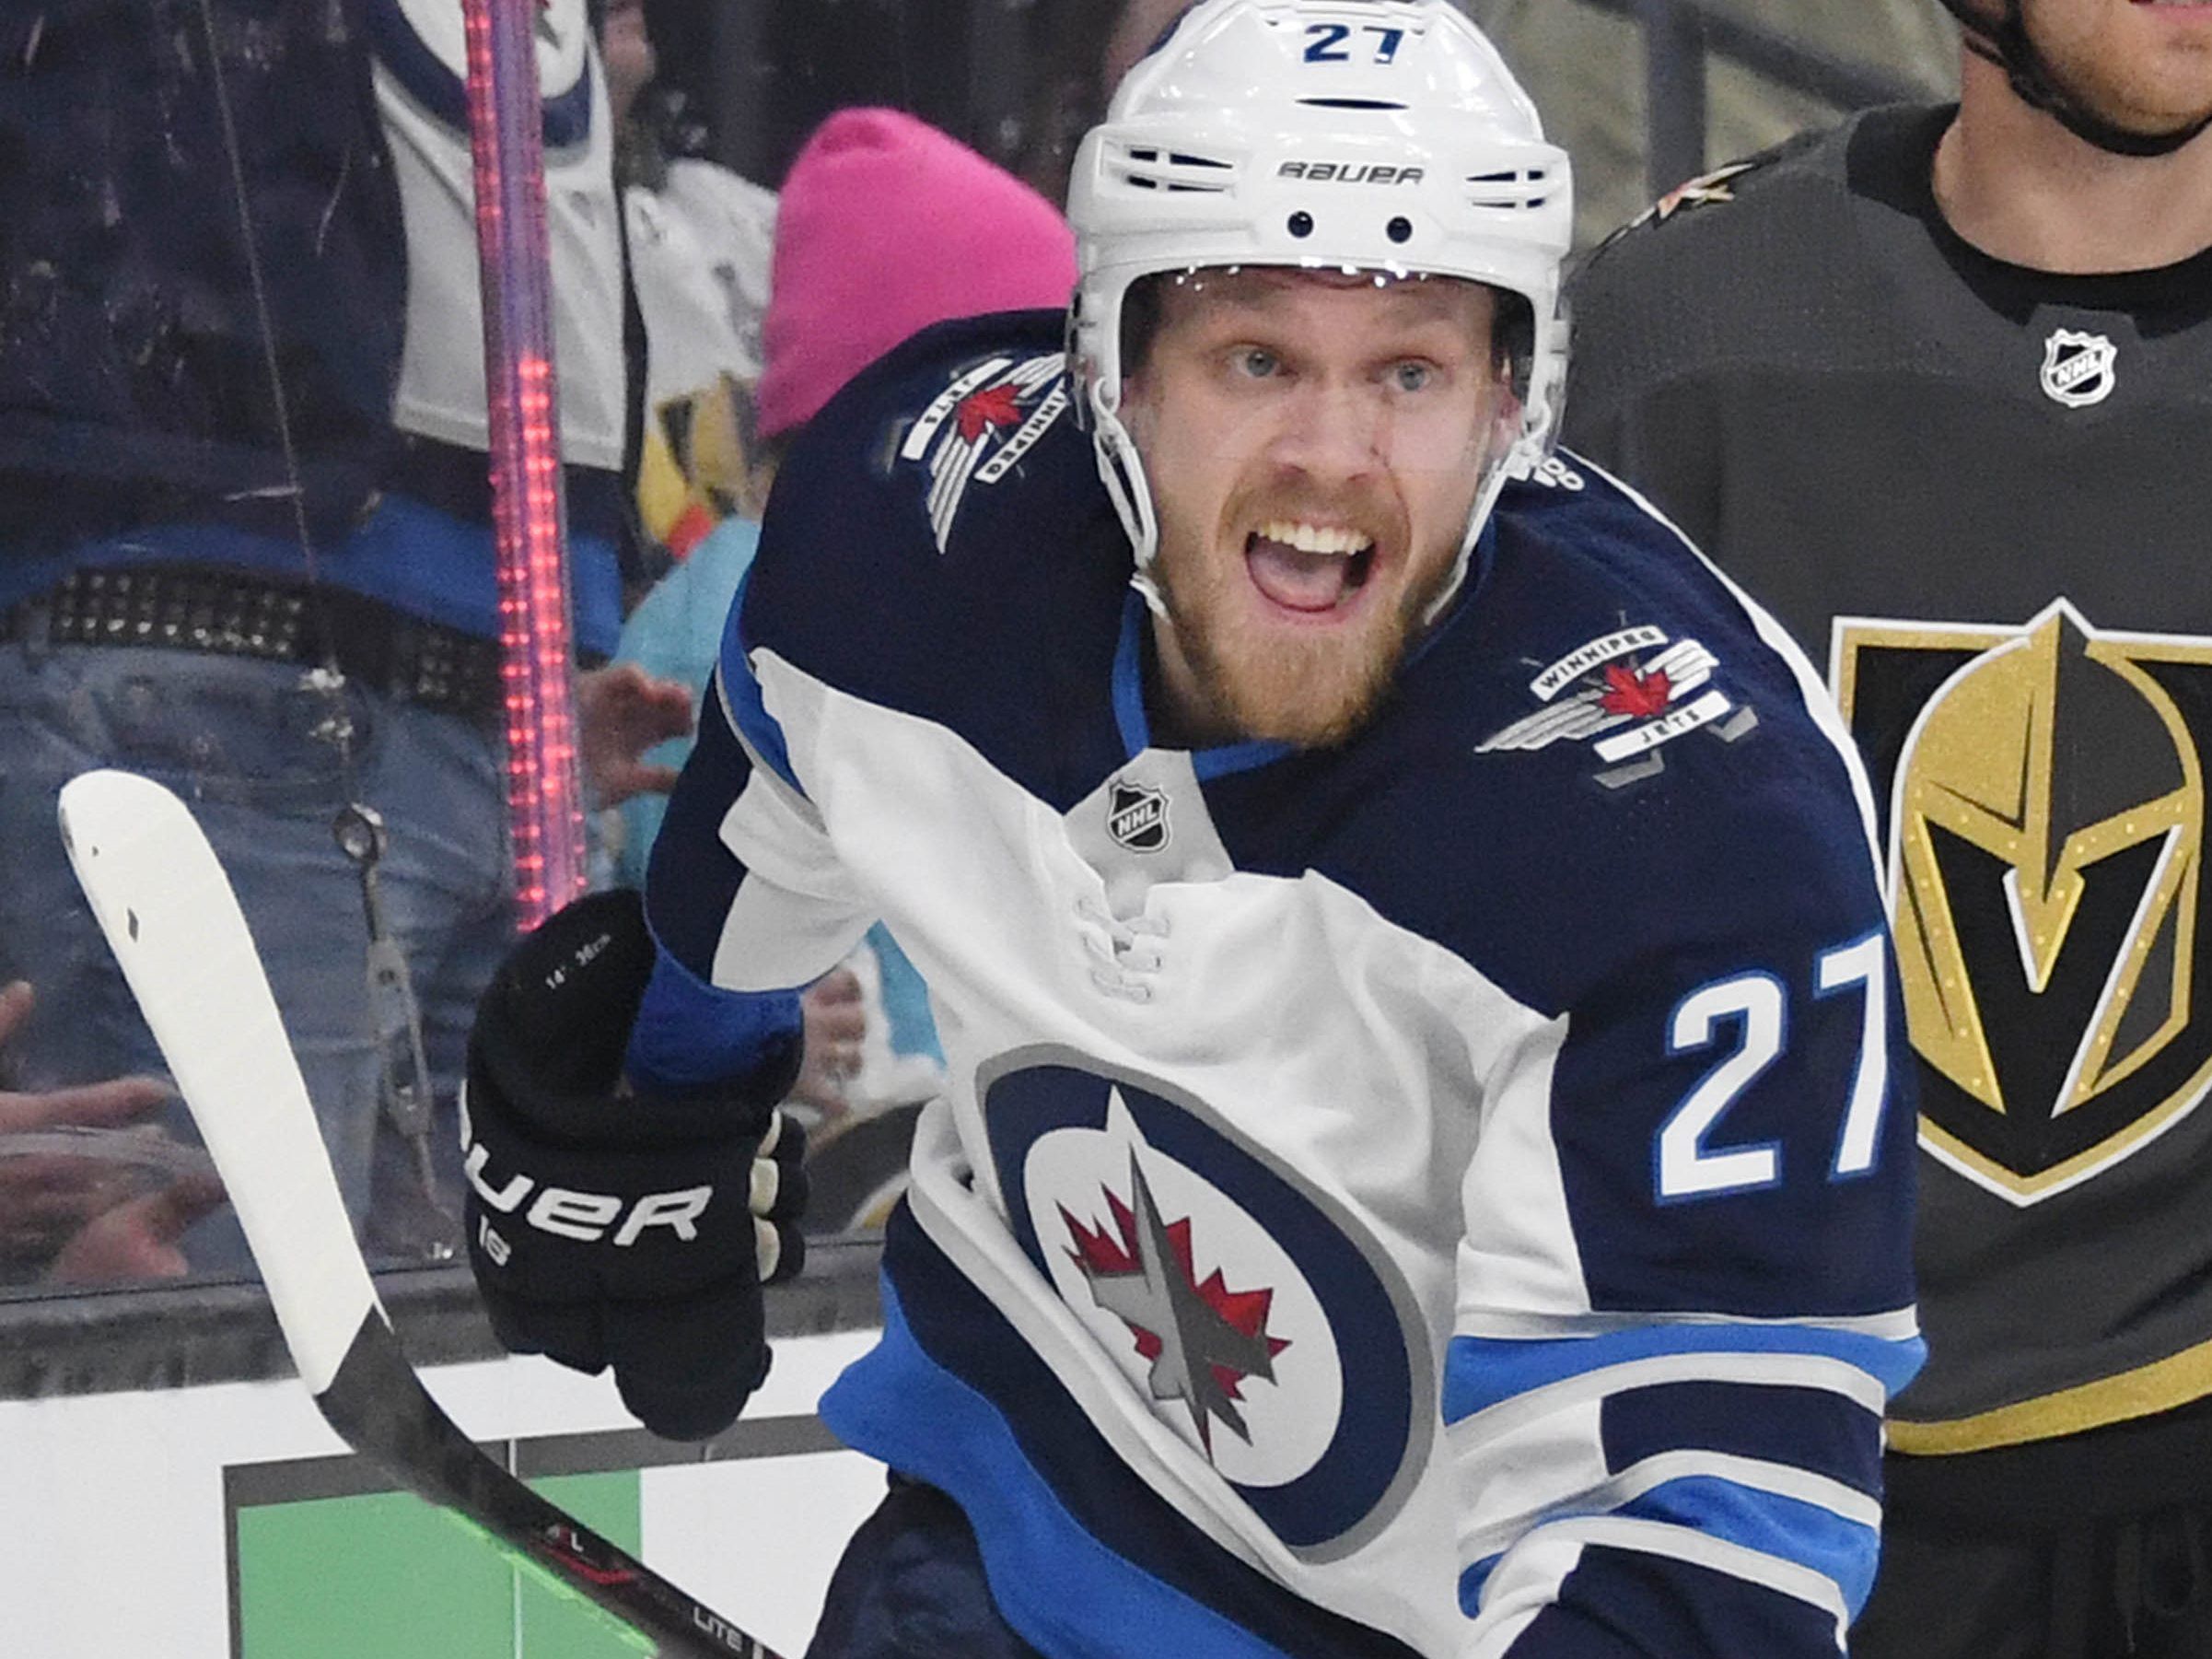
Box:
[0,637,518,1273]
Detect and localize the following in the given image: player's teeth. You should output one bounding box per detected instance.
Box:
[1259,520,1375,556]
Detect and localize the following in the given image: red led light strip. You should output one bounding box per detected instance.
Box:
[462,0,588,929]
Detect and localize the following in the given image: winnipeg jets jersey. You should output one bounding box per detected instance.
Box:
[635,313,1924,1657]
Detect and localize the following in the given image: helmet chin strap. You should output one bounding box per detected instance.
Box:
[1938,0,2212,159]
[1422,445,1517,627]
[1084,389,1171,618]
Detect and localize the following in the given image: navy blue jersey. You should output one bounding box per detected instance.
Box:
[636,311,1922,1656]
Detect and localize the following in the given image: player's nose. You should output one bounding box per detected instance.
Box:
[1263,379,1385,485]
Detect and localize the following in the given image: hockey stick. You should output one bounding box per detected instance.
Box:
[58,768,784,1659]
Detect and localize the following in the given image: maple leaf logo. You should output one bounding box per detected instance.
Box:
[956,383,1025,443]
[1600,661,1671,719]
[1060,1155,1289,1455]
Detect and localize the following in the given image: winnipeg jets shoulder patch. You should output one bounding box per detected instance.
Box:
[1478,623,1760,789]
[898,352,1071,553]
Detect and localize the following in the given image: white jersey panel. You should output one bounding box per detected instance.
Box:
[749,646,1580,1653]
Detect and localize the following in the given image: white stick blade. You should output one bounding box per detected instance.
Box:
[58,768,381,1394]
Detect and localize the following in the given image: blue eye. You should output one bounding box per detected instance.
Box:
[1392,361,1433,392]
[1235,348,1280,379]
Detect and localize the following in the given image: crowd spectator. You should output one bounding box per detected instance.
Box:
[604,0,781,567]
[0,0,681,1270]
[0,981,222,1285]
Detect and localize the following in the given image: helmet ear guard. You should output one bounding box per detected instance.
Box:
[1065,0,1576,620]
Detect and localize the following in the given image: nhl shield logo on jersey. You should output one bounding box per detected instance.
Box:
[1477,623,1759,788]
[981,1051,1431,1557]
[897,352,1072,552]
[1107,781,1170,853]
[2040,328,2119,410]
[1835,602,2212,1204]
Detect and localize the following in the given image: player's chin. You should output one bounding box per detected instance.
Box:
[1213,643,1396,750]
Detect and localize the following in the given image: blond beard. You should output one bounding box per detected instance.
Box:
[1154,543,1449,750]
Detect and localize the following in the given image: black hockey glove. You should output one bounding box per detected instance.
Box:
[461,889,809,1440]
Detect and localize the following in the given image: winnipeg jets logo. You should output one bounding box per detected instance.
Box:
[1107,781,1170,853]
[1478,624,1755,786]
[985,1057,1432,1549]
[2041,329,2117,409]
[898,354,1071,552]
[1063,1151,1290,1454]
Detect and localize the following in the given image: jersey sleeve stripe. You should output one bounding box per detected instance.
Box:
[1452,1304,1922,1344]
[1601,1380,1882,1499]
[1464,1514,1851,1635]
[1467,1536,1849,1657]
[1449,1352,1890,1458]
[623,936,803,1096]
[1461,1455,1879,1598]
[1620,1477,1877,1613]
[1443,1324,1926,1426]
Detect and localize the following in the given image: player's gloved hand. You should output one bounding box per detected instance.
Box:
[461,889,809,1439]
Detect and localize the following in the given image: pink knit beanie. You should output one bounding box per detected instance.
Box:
[754,108,1079,441]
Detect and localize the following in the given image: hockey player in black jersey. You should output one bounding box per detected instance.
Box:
[459,3,1926,1653]
[1566,1,2212,1653]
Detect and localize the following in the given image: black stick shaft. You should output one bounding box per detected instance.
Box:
[316,1314,788,1659]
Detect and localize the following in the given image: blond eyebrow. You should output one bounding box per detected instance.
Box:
[1170,273,1486,329]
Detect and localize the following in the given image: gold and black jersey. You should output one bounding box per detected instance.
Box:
[1566,103,2212,1485]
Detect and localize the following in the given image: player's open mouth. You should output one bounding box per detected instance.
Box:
[1244,520,1378,616]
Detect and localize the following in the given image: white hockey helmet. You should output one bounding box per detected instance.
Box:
[1066,0,1573,616]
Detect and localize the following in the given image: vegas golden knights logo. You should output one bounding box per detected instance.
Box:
[1834,602,2212,1204]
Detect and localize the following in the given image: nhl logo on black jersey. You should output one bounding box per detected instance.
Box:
[1107,781,1171,853]
[2040,328,2118,410]
[1835,602,2212,1205]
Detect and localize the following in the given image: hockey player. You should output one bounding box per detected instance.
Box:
[1566,0,2212,1653]
[460,3,1924,1653]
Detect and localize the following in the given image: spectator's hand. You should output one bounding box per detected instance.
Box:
[789,966,867,1118]
[0,979,220,1280]
[48,1171,226,1284]
[577,663,696,807]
